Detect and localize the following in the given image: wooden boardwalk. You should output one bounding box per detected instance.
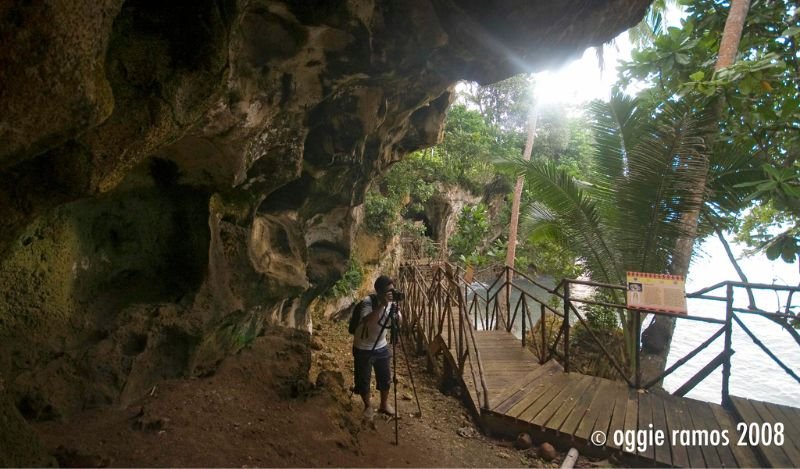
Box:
[401,263,800,468]
[439,328,798,468]
[729,396,800,468]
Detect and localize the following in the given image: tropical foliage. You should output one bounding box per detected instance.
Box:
[620,0,800,263]
[363,151,437,238]
[449,203,491,264]
[507,92,711,364]
[360,0,799,381]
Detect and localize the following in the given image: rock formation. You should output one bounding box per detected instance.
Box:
[424,183,482,253]
[0,0,650,459]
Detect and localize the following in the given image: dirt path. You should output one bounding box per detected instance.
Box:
[33,311,609,467]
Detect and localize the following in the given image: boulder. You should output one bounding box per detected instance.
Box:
[539,442,558,461]
[514,432,533,450]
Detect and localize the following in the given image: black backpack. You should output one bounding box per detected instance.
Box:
[348,294,377,334]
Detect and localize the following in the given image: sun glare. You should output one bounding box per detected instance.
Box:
[533,34,633,107]
[533,3,686,107]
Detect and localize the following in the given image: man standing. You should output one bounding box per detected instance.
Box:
[352,275,397,419]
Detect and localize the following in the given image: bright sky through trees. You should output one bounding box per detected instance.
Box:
[533,42,633,105]
[534,5,684,105]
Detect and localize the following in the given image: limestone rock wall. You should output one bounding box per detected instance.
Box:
[424,183,482,253]
[312,226,403,321]
[0,0,650,434]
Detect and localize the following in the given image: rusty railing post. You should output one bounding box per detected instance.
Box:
[485,274,490,331]
[722,283,733,407]
[540,303,547,363]
[458,284,464,365]
[522,296,527,348]
[505,266,511,331]
[635,309,641,389]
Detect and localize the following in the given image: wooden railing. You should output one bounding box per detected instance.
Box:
[551,278,800,404]
[400,236,443,263]
[688,281,800,405]
[399,262,800,410]
[398,262,491,409]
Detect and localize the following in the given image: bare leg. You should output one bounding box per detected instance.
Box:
[379,389,389,409]
[360,392,371,410]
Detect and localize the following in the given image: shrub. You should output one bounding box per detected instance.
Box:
[449,204,490,263]
[327,256,364,298]
[364,192,398,238]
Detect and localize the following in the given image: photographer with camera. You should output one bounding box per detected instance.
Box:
[352,275,403,420]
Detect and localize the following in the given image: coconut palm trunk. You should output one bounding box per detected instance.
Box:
[506,106,538,269]
[502,105,536,330]
[638,0,751,386]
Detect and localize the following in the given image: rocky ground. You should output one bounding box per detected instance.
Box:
[32,310,614,467]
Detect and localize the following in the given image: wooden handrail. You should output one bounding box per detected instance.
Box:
[642,325,726,390]
[459,287,490,409]
[672,349,734,397]
[732,306,798,320]
[568,303,633,386]
[506,282,564,317]
[689,280,800,295]
[399,262,799,407]
[733,314,800,384]
[399,262,491,410]
[507,265,559,293]
[564,278,627,291]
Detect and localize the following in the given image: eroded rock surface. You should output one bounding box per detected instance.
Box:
[0,1,650,459]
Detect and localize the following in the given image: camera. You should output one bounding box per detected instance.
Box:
[391,289,405,302]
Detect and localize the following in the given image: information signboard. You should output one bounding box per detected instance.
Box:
[626,271,687,314]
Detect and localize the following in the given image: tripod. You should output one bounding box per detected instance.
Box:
[357,300,422,445]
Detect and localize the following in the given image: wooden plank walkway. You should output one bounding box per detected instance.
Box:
[729,396,800,468]
[468,331,544,406]
[437,328,795,468]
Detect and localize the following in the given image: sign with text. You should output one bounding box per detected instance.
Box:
[626,271,687,314]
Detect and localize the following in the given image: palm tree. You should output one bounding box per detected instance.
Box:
[505,105,537,270]
[508,92,710,372]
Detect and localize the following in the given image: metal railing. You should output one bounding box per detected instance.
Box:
[398,262,800,409]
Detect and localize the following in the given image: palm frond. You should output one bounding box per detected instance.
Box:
[515,159,624,284]
[587,92,642,195]
[586,93,644,249]
[506,91,713,288]
[520,202,569,246]
[705,139,763,215]
[627,0,678,47]
[613,102,711,272]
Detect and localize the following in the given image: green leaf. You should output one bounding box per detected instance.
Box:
[689,71,705,81]
[781,184,800,198]
[766,241,782,260]
[739,81,752,95]
[762,164,781,178]
[781,241,797,263]
[756,181,778,191]
[782,26,800,37]
[732,180,766,189]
